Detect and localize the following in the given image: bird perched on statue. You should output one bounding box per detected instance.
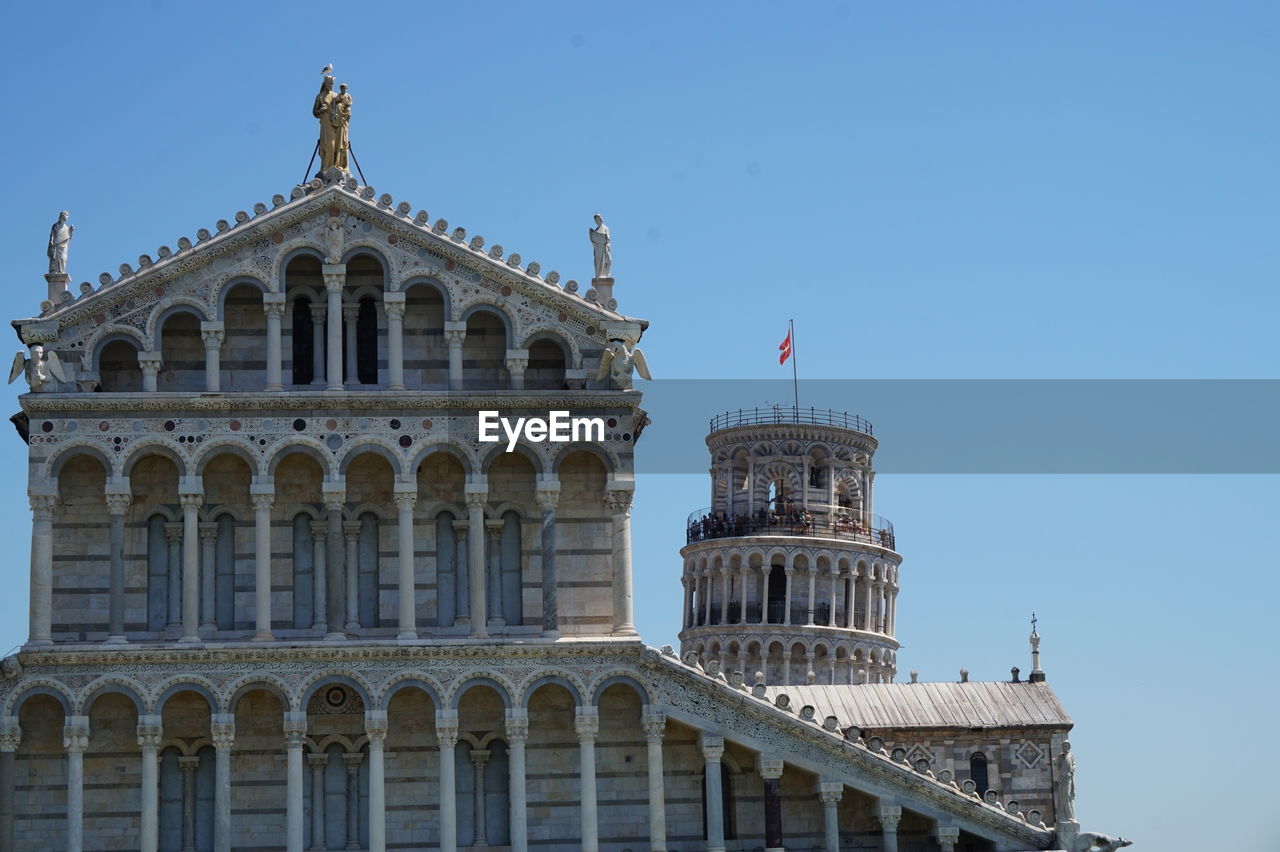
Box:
[321,64,333,75]
[9,345,66,392]
[595,337,651,390]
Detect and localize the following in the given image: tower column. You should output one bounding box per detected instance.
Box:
[180,755,200,851]
[877,803,902,852]
[720,567,731,625]
[818,781,842,852]
[844,570,856,629]
[641,714,667,852]
[308,754,327,851]
[469,749,490,846]
[444,322,466,390]
[701,734,726,852]
[321,481,346,638]
[310,304,326,385]
[324,266,345,391]
[465,481,488,636]
[137,716,163,852]
[343,754,362,849]
[505,710,529,852]
[783,566,794,625]
[862,569,874,631]
[201,323,224,392]
[393,486,417,638]
[365,711,387,852]
[681,575,692,629]
[165,522,183,633]
[199,522,217,635]
[607,483,636,635]
[343,521,361,630]
[935,825,960,852]
[263,295,286,392]
[485,520,504,629]
[828,568,839,626]
[536,481,560,636]
[211,715,234,852]
[179,482,203,642]
[806,567,817,625]
[505,349,528,390]
[284,714,307,852]
[435,713,459,852]
[383,293,405,390]
[64,716,89,852]
[739,567,750,624]
[702,569,713,626]
[250,484,275,640]
[575,709,600,852]
[311,521,328,631]
[342,304,359,387]
[105,486,131,642]
[139,352,162,392]
[452,521,469,627]
[759,755,784,852]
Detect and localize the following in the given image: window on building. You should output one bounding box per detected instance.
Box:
[971,752,990,795]
[214,514,236,630]
[500,511,522,625]
[436,512,457,626]
[292,298,315,386]
[356,297,379,384]
[292,514,314,629]
[358,512,380,628]
[146,515,169,632]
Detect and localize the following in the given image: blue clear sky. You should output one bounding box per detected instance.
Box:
[3,3,1277,849]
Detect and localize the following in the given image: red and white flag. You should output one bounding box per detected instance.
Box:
[778,329,792,365]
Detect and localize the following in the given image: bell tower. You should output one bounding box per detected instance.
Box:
[678,407,902,685]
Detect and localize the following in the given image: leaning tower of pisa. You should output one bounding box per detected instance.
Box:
[678,406,902,686]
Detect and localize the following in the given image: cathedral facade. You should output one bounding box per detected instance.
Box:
[0,93,1125,852]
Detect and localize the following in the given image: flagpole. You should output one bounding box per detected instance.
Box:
[789,318,799,412]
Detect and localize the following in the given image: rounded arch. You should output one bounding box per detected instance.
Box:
[449,674,514,710]
[149,300,212,348]
[550,442,618,475]
[479,442,546,476]
[591,673,652,708]
[337,439,405,477]
[121,440,188,478]
[459,303,514,345]
[398,276,452,311]
[518,673,585,709]
[272,245,326,293]
[214,273,271,313]
[79,677,146,715]
[266,439,336,479]
[7,680,73,716]
[46,442,117,480]
[408,440,475,477]
[520,326,582,370]
[87,327,148,374]
[379,673,445,711]
[191,440,261,478]
[154,678,220,715]
[346,501,389,522]
[226,674,292,712]
[298,672,375,713]
[341,245,393,280]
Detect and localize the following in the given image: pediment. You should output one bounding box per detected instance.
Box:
[15,174,643,374]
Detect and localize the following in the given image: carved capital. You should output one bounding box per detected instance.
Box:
[263,301,287,320]
[201,329,225,348]
[164,522,184,543]
[465,494,488,511]
[382,300,405,321]
[365,717,389,745]
[435,718,459,748]
[308,753,328,768]
[758,754,784,780]
[199,521,218,544]
[211,721,235,750]
[641,712,666,741]
[342,304,360,323]
[393,491,417,512]
[444,329,466,347]
[283,718,308,747]
[343,520,362,541]
[136,719,163,750]
[179,755,201,771]
[535,487,560,512]
[29,493,58,518]
[699,733,724,761]
[0,718,22,752]
[468,749,491,769]
[818,780,843,805]
[605,489,634,515]
[311,520,328,542]
[63,717,89,753]
[877,803,902,832]
[105,492,131,515]
[935,826,960,844]
[179,492,204,511]
[574,711,599,741]
[342,752,364,769]
[505,718,529,746]
[310,304,327,324]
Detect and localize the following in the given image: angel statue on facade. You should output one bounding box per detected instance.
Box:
[595,337,651,390]
[9,345,67,392]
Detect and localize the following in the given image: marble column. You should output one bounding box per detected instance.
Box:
[284,714,307,852]
[383,293,406,391]
[681,575,692,629]
[877,803,902,852]
[311,304,327,386]
[536,484,560,636]
[818,781,842,852]
[720,568,730,625]
[435,713,459,852]
[137,716,162,852]
[505,710,529,852]
[201,323,224,393]
[702,571,713,626]
[465,483,488,637]
[105,489,130,642]
[485,520,504,629]
[0,718,20,852]
[936,825,960,852]
[759,755,784,852]
[701,735,726,852]
[844,572,857,629]
[862,570,874,631]
[308,753,327,851]
[887,587,898,635]
[211,714,234,852]
[179,486,203,642]
[452,521,469,627]
[342,304,359,387]
[876,582,886,633]
[739,568,750,624]
[783,567,794,626]
[641,713,667,852]
[139,353,162,392]
[343,521,360,631]
[504,350,527,390]
[64,716,89,852]
[444,322,465,390]
[366,711,387,852]
[343,754,361,849]
[606,485,636,635]
[806,569,817,625]
[311,522,328,632]
[469,749,490,846]
[264,295,286,392]
[393,487,417,639]
[322,483,346,638]
[199,522,217,636]
[180,755,200,851]
[324,266,345,392]
[250,485,275,640]
[165,522,183,633]
[828,569,839,626]
[574,710,600,852]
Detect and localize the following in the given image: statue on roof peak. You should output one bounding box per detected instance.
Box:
[313,74,352,173]
[47,211,73,276]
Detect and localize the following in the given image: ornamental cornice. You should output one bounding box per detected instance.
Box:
[677,624,901,652]
[706,423,878,454]
[22,391,643,415]
[680,536,901,562]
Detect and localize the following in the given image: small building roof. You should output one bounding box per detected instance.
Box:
[764,681,1073,730]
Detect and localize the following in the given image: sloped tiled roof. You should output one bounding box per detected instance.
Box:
[764,681,1072,729]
